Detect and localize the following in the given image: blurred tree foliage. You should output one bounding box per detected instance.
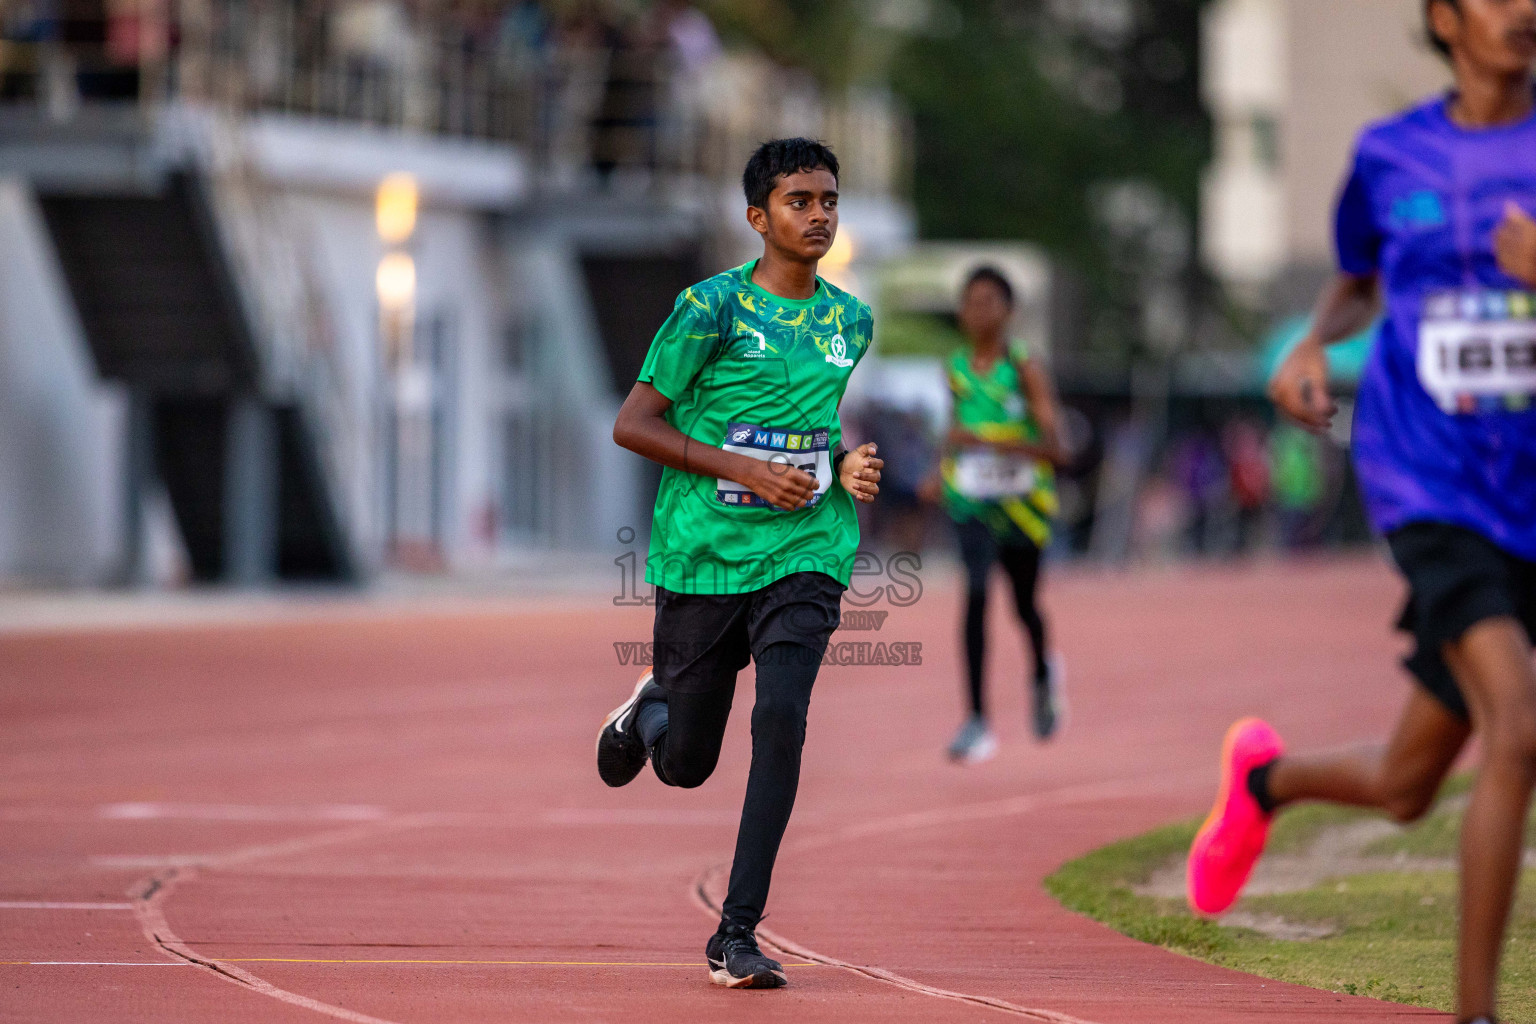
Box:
[699,0,874,87]
[702,0,1215,362]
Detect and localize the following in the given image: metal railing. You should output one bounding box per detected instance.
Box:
[1,2,911,197]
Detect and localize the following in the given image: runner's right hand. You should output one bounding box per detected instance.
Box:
[1268,336,1337,433]
[743,459,817,511]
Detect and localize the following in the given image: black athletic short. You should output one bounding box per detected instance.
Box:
[1387,522,1536,721]
[651,571,845,694]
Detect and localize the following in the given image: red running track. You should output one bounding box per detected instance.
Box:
[0,558,1448,1022]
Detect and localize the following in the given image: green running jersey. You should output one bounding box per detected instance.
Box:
[940,343,1058,547]
[637,261,873,594]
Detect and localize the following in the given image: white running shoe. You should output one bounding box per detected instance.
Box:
[947,715,998,764]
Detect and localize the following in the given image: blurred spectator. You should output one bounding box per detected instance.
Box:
[590,3,662,180]
[1170,429,1226,555]
[1,0,59,101]
[332,0,416,121]
[1270,423,1326,550]
[496,0,550,77]
[2,0,61,42]
[1222,418,1270,555]
[1131,472,1188,563]
[658,0,720,75]
[542,2,614,178]
[653,0,719,174]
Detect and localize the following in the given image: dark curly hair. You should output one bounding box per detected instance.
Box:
[742,138,839,210]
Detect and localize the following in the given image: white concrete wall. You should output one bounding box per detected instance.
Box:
[1283,0,1449,266]
[1202,0,1450,288]
[0,179,121,585]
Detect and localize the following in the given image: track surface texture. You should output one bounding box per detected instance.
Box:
[0,558,1451,1022]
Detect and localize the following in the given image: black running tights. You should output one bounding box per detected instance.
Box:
[649,643,819,931]
[956,517,1048,717]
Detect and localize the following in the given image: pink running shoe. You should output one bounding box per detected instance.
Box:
[1186,717,1285,917]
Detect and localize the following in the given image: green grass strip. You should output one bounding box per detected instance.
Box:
[1045,791,1536,1021]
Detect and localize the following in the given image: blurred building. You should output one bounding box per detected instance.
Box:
[0,1,913,587]
[1200,0,1449,308]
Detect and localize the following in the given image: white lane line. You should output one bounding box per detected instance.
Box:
[130,816,432,1024]
[91,855,205,869]
[91,814,432,872]
[7,961,191,967]
[689,774,1201,1024]
[541,808,738,826]
[0,902,135,910]
[99,803,388,822]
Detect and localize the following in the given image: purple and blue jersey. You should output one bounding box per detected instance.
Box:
[1337,92,1536,559]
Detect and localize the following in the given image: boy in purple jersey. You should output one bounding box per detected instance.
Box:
[1186,2,1536,1021]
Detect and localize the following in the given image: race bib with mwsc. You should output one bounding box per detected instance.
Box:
[716,423,833,508]
[1418,290,1536,413]
[952,449,1037,500]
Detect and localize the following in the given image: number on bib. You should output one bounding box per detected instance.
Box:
[716,423,833,508]
[953,449,1036,500]
[1418,290,1536,413]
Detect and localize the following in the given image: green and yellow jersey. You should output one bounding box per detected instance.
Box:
[940,343,1058,547]
[637,260,873,594]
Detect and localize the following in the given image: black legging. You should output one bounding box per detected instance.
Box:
[646,643,819,931]
[955,517,1048,717]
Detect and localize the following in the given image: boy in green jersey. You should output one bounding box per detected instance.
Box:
[926,268,1066,762]
[594,139,883,989]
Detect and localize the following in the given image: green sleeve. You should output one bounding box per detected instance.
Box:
[637,286,720,401]
[854,304,875,367]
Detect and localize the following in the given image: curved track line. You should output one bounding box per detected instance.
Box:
[128,817,434,1024]
[690,869,1097,1024]
[133,868,405,1024]
[689,775,1198,1024]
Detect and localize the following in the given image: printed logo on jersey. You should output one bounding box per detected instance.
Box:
[740,328,768,359]
[730,427,753,443]
[1389,190,1447,231]
[824,333,854,369]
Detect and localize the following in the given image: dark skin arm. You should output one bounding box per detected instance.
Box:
[1269,271,1380,432]
[1275,208,1531,434]
[613,382,884,509]
[614,382,816,511]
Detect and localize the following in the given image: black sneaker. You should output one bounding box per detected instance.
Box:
[595,669,662,787]
[705,924,786,989]
[1031,655,1065,742]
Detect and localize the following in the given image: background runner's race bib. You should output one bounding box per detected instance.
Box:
[1418,289,1536,413]
[952,449,1036,500]
[716,423,833,508]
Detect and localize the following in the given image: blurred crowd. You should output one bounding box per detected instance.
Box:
[857,398,1365,563]
[1,1,724,176]
[1136,418,1354,559]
